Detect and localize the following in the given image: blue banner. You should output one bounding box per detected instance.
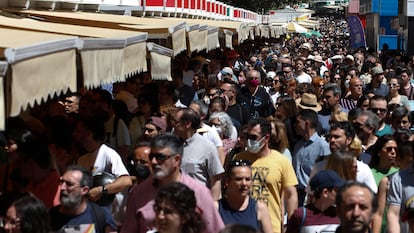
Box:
[348,15,367,49]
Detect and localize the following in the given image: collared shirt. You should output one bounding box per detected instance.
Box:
[293,132,331,189]
[181,133,224,187]
[121,173,224,233]
[339,96,359,112]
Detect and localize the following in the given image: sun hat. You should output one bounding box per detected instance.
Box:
[296,93,322,112]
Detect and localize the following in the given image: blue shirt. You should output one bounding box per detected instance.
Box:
[293,132,331,189]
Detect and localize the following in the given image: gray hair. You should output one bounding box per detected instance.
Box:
[323,83,342,97]
[209,112,235,138]
[151,133,184,156]
[359,110,380,132]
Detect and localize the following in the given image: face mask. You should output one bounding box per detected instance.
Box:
[344,79,350,89]
[135,164,151,181]
[203,96,210,105]
[246,137,265,153]
[249,79,260,87]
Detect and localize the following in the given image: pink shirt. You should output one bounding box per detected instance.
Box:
[121,173,224,233]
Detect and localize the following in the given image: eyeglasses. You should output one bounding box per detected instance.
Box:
[59,179,82,189]
[0,217,21,226]
[353,122,366,129]
[323,75,330,79]
[388,83,400,88]
[273,79,280,83]
[149,153,174,162]
[370,108,387,114]
[385,147,397,152]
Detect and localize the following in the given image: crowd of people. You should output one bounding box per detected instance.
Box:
[1,15,414,233]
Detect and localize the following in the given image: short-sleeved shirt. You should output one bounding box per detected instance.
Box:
[233,150,298,233]
[181,133,224,187]
[49,202,117,233]
[77,144,129,177]
[387,166,414,209]
[121,173,224,233]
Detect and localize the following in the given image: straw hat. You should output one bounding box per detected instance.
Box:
[296,93,322,112]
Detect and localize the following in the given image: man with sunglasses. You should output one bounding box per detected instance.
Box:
[369,95,393,137]
[233,118,298,233]
[50,165,117,233]
[353,110,379,155]
[122,133,224,233]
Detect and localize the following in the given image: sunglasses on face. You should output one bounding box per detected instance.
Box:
[149,153,174,162]
[370,108,387,114]
[385,147,397,152]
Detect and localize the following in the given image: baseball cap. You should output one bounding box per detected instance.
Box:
[309,170,345,193]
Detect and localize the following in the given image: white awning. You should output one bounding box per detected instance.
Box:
[0,27,78,117]
[0,14,148,88]
[147,43,173,81]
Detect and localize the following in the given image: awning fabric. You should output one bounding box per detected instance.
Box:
[0,14,148,87]
[169,22,187,56]
[0,27,78,117]
[147,43,173,81]
[6,10,185,55]
[207,27,220,51]
[223,29,233,49]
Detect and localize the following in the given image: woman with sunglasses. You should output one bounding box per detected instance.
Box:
[217,160,272,233]
[366,135,399,186]
[388,77,410,111]
[372,142,413,233]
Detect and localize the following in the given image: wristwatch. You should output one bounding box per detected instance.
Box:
[102,185,108,194]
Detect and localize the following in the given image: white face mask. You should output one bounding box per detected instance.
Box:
[344,79,350,89]
[203,96,210,105]
[246,137,265,153]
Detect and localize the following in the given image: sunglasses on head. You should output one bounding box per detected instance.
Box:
[229,159,251,169]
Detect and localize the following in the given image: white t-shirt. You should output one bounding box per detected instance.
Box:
[77,144,129,177]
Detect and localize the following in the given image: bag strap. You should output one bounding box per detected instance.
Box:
[90,202,106,233]
[300,207,307,229]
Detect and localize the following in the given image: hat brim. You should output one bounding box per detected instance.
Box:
[296,98,322,112]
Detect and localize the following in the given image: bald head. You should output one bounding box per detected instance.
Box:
[349,77,363,98]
